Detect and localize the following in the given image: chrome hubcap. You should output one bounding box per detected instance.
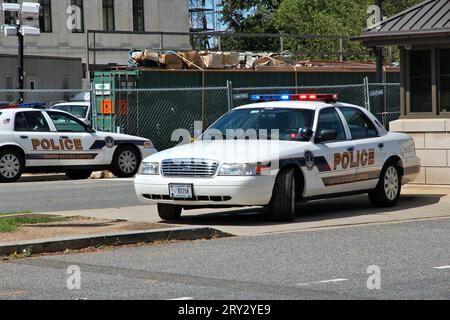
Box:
[384,167,399,201]
[0,154,20,178]
[119,151,137,174]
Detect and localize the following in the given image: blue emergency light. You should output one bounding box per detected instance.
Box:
[0,103,47,109]
[250,93,338,103]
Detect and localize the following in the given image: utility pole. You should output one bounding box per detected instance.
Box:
[375,0,383,83]
[17,24,24,103]
[1,2,40,104]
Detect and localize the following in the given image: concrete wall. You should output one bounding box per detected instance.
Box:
[0,54,82,103]
[391,119,450,185]
[0,0,191,68]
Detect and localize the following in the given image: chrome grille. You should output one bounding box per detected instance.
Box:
[161,159,219,177]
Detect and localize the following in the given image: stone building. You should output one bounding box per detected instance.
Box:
[356,0,450,185]
[0,0,191,87]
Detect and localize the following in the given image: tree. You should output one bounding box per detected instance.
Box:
[274,0,373,60]
[219,0,282,51]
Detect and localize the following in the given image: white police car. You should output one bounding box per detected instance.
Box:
[135,94,421,221]
[0,107,157,182]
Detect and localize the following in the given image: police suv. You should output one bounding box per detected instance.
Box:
[0,107,157,182]
[135,94,421,221]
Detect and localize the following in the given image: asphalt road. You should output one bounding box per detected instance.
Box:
[0,178,142,213]
[0,218,449,300]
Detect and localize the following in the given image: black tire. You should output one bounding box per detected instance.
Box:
[158,204,182,220]
[369,161,402,208]
[66,170,93,180]
[269,168,301,221]
[111,146,141,178]
[0,148,24,183]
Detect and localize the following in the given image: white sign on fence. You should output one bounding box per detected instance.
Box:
[370,89,384,97]
[95,83,111,96]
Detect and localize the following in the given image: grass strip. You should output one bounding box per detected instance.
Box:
[0,216,68,233]
[0,211,33,217]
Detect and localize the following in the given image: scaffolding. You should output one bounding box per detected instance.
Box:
[189,0,218,49]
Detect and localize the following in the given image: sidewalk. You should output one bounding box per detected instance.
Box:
[46,185,450,236]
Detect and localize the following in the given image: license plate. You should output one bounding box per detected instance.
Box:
[169,184,194,199]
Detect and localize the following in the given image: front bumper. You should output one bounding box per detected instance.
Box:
[134,174,276,207]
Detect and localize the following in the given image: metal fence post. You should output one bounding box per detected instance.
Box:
[339,37,344,62]
[364,77,371,112]
[227,80,234,111]
[90,82,97,130]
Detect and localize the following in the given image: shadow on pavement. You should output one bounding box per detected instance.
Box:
[18,175,69,183]
[172,193,446,227]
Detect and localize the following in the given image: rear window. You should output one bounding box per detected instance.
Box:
[52,105,89,118]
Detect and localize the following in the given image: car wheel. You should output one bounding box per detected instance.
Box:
[369,161,402,207]
[111,146,141,178]
[0,149,24,183]
[269,168,300,221]
[66,170,93,180]
[157,204,182,220]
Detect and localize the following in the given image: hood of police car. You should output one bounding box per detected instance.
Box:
[144,140,310,164]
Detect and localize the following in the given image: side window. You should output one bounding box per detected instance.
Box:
[340,107,379,140]
[47,111,86,132]
[316,108,346,141]
[15,111,50,132]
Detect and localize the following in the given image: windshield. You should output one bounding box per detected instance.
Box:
[204,108,315,141]
[53,105,88,119]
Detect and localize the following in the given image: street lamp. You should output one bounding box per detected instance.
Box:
[1,2,40,103]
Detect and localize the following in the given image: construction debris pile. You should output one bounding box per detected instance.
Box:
[128,49,294,70]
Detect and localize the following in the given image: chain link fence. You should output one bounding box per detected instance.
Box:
[0,82,401,151]
[367,83,401,128]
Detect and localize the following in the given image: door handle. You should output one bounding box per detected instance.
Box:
[347,147,355,152]
[20,136,29,139]
[60,136,69,139]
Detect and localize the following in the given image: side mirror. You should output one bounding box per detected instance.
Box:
[86,124,95,133]
[300,128,314,141]
[316,129,338,143]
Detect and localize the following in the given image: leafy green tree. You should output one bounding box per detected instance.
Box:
[274,0,372,59]
[218,0,426,59]
[219,0,282,51]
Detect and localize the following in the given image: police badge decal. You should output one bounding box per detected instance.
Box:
[105,137,115,148]
[305,151,315,170]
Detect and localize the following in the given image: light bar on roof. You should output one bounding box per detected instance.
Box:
[250,94,338,103]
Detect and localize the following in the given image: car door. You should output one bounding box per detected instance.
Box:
[338,107,387,191]
[12,110,60,168]
[44,111,106,167]
[306,107,357,197]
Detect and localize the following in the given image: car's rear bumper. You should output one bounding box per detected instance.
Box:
[134,175,276,207]
[402,156,421,185]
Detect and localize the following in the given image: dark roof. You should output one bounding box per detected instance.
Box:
[354,0,450,46]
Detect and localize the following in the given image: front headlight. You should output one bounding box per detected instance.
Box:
[219,163,258,176]
[138,162,160,175]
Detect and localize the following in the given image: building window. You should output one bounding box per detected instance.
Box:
[409,50,432,113]
[70,0,84,33]
[102,0,115,31]
[4,0,18,25]
[440,49,450,113]
[39,0,52,33]
[133,0,145,32]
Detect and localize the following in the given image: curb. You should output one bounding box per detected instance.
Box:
[0,227,233,256]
